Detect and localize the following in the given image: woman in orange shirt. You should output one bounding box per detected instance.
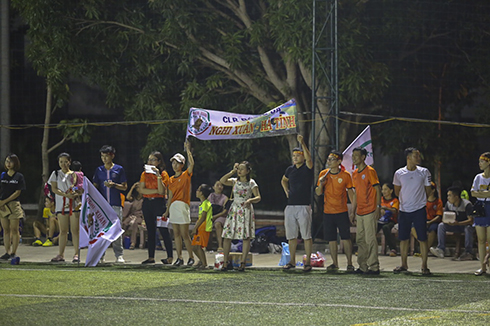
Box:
[139,151,171,265]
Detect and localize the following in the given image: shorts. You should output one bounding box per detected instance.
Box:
[0,201,24,220]
[427,222,438,233]
[473,216,490,227]
[169,200,190,224]
[284,205,312,240]
[399,207,427,241]
[192,225,211,248]
[323,211,350,242]
[213,216,226,227]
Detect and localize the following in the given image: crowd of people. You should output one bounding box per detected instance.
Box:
[1,138,490,275]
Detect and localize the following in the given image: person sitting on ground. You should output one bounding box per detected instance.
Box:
[32,197,60,247]
[122,182,144,250]
[430,186,474,260]
[191,184,214,269]
[377,183,399,257]
[208,180,228,252]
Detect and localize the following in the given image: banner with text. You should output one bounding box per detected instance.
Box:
[79,178,124,267]
[342,125,374,174]
[186,99,298,140]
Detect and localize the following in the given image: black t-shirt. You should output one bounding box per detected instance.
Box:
[284,163,313,205]
[0,171,26,201]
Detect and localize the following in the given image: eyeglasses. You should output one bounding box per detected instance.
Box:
[148,158,158,162]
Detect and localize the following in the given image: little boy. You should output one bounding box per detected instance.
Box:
[191,184,214,269]
[32,197,60,247]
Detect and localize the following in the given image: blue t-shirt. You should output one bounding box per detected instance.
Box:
[93,164,127,206]
[284,163,313,206]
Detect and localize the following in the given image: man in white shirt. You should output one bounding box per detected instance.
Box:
[393,147,432,275]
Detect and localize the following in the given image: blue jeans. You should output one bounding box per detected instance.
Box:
[436,222,474,254]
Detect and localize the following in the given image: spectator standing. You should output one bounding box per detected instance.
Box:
[392,147,432,275]
[351,147,381,274]
[0,154,25,262]
[430,187,474,260]
[93,145,127,263]
[470,152,490,276]
[281,134,314,272]
[315,151,355,273]
[191,184,214,269]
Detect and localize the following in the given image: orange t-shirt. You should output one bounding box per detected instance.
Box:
[381,197,399,223]
[426,198,443,220]
[168,170,192,205]
[317,168,353,214]
[139,170,169,198]
[352,165,380,216]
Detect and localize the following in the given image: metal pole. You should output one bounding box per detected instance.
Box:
[0,0,11,158]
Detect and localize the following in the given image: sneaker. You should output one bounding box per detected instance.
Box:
[365,269,380,275]
[99,257,106,264]
[116,256,125,264]
[455,252,475,261]
[141,259,155,265]
[51,255,65,262]
[173,258,184,266]
[389,249,397,257]
[9,254,17,261]
[0,253,10,260]
[72,255,80,263]
[32,239,43,246]
[326,264,339,272]
[430,247,444,258]
[42,239,54,247]
[187,258,195,266]
[354,268,364,274]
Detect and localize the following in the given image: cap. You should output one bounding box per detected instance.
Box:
[171,153,186,164]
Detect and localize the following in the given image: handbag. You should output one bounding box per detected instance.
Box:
[472,184,489,218]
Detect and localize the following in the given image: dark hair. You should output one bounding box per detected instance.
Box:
[292,147,302,153]
[199,184,213,198]
[71,161,83,172]
[240,161,252,181]
[404,147,418,159]
[429,182,439,199]
[329,150,343,161]
[352,147,367,157]
[382,183,397,199]
[447,186,461,198]
[57,152,71,162]
[100,145,116,155]
[5,154,20,171]
[150,151,166,173]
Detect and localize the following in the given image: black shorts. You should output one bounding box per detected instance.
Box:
[323,212,350,242]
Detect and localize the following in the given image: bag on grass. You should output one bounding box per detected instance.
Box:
[304,251,325,267]
[278,242,290,266]
[250,235,269,253]
[214,253,224,270]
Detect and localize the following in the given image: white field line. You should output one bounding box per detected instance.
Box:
[0,293,489,314]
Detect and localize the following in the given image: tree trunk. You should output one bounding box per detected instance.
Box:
[38,84,53,216]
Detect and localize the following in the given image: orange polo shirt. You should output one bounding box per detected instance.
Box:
[168,170,193,205]
[139,170,169,198]
[352,165,380,216]
[317,168,353,214]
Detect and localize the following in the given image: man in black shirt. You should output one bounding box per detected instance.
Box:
[281,134,313,272]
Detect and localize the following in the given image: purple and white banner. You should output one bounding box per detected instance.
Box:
[186,99,298,140]
[342,125,374,174]
[79,178,124,267]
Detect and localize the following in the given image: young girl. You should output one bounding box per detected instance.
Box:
[139,152,172,264]
[164,141,195,266]
[208,181,229,251]
[220,161,261,271]
[0,154,26,261]
[49,153,80,263]
[122,182,144,250]
[191,184,214,269]
[471,152,490,276]
[377,183,399,257]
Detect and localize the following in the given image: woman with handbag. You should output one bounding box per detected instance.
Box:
[471,152,490,276]
[0,154,26,262]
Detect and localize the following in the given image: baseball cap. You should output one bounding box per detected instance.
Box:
[171,153,186,164]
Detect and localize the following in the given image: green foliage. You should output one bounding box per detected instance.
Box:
[57,119,93,143]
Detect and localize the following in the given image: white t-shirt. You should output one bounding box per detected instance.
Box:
[471,173,490,202]
[48,169,74,213]
[393,166,431,213]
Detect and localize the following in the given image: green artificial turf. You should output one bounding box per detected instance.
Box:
[0,264,489,325]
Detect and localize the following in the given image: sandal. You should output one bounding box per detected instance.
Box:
[474,269,486,276]
[221,260,232,272]
[421,268,431,276]
[72,255,80,263]
[161,258,173,265]
[393,266,408,274]
[237,262,246,272]
[303,264,312,272]
[283,263,296,270]
[51,255,65,262]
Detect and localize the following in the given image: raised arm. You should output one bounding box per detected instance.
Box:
[220,163,238,186]
[298,134,312,169]
[185,141,194,175]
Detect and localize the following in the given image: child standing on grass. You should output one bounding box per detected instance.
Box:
[191,184,213,269]
[164,141,195,266]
